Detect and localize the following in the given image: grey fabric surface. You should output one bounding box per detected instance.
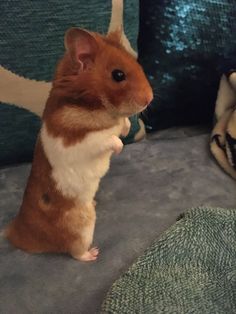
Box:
[0,129,235,314]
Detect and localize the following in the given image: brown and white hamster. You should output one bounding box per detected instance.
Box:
[6,28,153,261]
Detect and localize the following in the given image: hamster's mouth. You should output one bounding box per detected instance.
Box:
[119,103,148,117]
[136,102,150,113]
[101,96,151,117]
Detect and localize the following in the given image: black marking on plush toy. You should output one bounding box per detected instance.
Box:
[211,134,225,151]
[226,132,236,169]
[42,193,50,204]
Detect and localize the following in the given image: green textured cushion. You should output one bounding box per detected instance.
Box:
[0,0,139,166]
[0,104,41,165]
[139,0,236,131]
[101,207,236,313]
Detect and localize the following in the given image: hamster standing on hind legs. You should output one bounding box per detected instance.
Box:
[6,27,153,261]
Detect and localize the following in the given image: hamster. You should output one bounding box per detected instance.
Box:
[6,28,153,261]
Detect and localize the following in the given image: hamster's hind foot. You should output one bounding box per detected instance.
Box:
[72,247,99,262]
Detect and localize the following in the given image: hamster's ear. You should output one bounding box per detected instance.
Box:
[106,28,122,44]
[64,28,98,71]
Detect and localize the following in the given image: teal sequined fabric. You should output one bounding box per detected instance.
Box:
[139,0,236,130]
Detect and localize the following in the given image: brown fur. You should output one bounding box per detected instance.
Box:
[6,28,153,260]
[43,30,153,145]
[6,139,96,255]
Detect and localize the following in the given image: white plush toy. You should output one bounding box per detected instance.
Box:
[211,71,236,179]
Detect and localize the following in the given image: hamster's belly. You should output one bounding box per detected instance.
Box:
[41,123,120,203]
[52,151,112,202]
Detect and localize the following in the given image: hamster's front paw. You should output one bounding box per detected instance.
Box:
[111,135,123,154]
[121,118,131,137]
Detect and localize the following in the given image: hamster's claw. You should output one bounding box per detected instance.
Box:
[90,247,99,256]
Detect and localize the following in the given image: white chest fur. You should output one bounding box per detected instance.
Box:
[41,123,123,203]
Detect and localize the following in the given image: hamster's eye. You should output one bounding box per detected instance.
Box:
[112,69,126,82]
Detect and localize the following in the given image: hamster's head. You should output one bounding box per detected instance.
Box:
[53,27,153,117]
